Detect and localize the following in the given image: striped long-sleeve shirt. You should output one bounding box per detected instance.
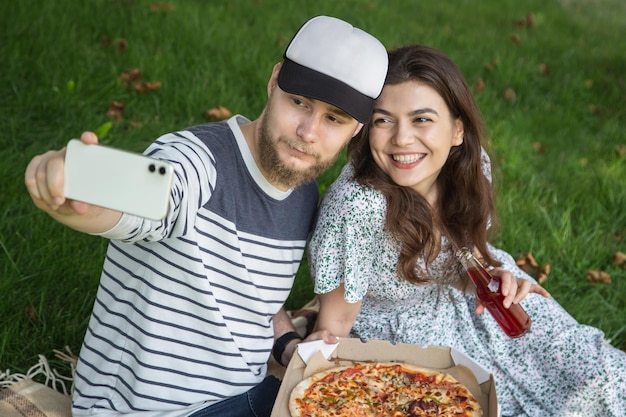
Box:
[73,116,319,416]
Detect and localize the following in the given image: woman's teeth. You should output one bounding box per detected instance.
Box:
[392,154,424,164]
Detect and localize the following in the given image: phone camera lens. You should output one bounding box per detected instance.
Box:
[149,164,156,172]
[159,166,166,175]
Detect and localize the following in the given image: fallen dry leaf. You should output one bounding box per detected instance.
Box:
[484,59,498,73]
[612,251,626,268]
[585,270,611,284]
[107,100,125,121]
[474,78,485,93]
[516,254,529,272]
[537,264,550,285]
[116,38,128,51]
[511,33,521,44]
[118,69,161,93]
[503,88,517,101]
[532,142,547,154]
[514,18,526,28]
[134,80,162,93]
[588,104,601,116]
[516,252,550,284]
[276,35,289,48]
[538,63,551,76]
[102,37,128,51]
[150,2,175,12]
[25,305,37,322]
[514,13,536,28]
[615,144,626,158]
[119,68,142,86]
[206,105,232,121]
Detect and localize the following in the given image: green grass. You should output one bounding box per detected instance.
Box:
[1,0,625,375]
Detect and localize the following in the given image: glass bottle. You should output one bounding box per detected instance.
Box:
[457,248,531,338]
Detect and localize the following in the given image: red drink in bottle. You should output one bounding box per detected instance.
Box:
[458,248,531,338]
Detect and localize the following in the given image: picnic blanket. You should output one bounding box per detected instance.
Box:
[0,347,75,417]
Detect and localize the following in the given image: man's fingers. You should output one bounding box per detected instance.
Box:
[25,155,43,200]
[25,149,69,211]
[80,131,99,145]
[44,155,66,206]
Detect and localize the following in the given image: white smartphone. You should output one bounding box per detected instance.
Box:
[64,139,174,220]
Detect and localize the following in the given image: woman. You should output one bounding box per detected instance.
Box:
[308,44,626,416]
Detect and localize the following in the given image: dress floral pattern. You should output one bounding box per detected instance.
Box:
[309,163,626,417]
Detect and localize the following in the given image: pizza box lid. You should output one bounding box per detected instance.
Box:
[270,338,500,417]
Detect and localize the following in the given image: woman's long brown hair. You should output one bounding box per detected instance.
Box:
[348,44,500,284]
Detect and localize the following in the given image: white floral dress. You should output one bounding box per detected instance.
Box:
[309,163,626,417]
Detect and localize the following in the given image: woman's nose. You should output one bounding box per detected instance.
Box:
[391,121,415,147]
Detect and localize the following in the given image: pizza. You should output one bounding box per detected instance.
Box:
[289,361,482,417]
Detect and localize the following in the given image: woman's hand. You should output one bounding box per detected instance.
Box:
[303,329,338,344]
[280,330,338,367]
[475,268,550,315]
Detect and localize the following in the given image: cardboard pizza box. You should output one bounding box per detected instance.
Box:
[271,338,499,417]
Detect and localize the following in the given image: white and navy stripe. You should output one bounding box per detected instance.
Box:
[73,116,318,416]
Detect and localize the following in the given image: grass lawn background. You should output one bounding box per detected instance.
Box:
[1,0,624,375]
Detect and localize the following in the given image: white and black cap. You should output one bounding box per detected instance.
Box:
[278,16,388,124]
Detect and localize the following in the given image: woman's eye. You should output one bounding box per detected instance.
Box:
[373,117,391,125]
[414,117,430,123]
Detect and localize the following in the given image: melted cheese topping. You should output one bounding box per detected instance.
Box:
[294,363,481,417]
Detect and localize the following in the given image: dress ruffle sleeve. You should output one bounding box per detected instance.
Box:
[309,165,389,303]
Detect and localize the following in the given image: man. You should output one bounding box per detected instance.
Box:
[25,16,387,417]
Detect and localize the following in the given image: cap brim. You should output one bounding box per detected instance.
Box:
[277,58,373,124]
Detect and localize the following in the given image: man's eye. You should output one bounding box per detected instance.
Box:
[292,98,305,106]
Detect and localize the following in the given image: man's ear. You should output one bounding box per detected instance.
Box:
[267,62,282,96]
[352,123,364,138]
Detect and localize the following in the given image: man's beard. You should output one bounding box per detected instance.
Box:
[257,113,338,189]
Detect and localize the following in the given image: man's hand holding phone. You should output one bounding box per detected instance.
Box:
[25,131,173,234]
[25,132,98,216]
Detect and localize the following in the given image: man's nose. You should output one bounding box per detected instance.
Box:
[296,114,323,143]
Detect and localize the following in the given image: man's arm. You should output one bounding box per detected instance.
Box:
[24,131,123,234]
[272,304,339,367]
[271,307,303,367]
